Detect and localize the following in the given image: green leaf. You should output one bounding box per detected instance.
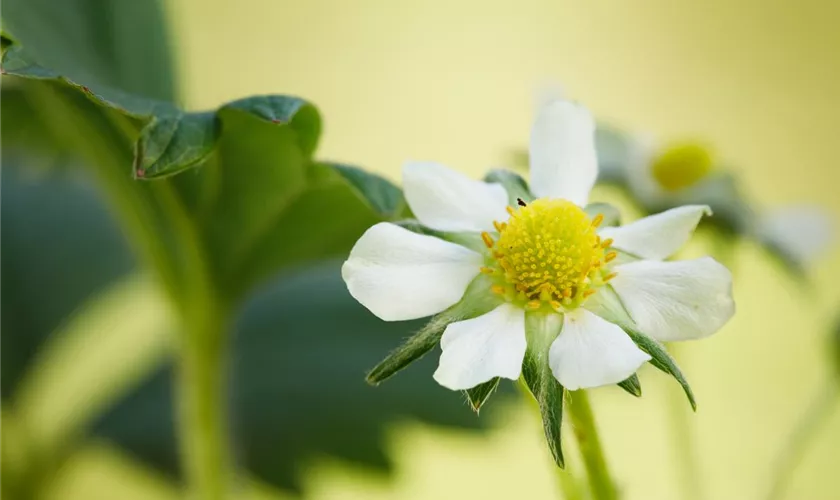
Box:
[2,0,176,101]
[464,377,501,413]
[2,168,502,493]
[484,168,534,205]
[331,163,407,219]
[2,42,392,302]
[1,163,135,400]
[366,274,503,385]
[133,112,219,179]
[617,374,642,397]
[623,326,696,411]
[91,260,499,492]
[522,312,566,468]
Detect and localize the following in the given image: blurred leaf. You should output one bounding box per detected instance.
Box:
[617,374,642,397]
[0,163,135,401]
[1,0,175,100]
[465,378,501,413]
[484,168,534,205]
[2,42,392,303]
[91,261,501,492]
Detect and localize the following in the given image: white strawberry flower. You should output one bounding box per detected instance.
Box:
[342,99,735,392]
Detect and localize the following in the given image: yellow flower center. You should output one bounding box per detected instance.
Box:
[480,198,617,312]
[650,142,714,192]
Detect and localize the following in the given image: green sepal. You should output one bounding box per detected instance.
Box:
[623,326,696,410]
[617,373,642,397]
[522,312,566,468]
[587,286,695,410]
[366,274,503,385]
[464,378,501,413]
[484,168,534,205]
[584,202,622,227]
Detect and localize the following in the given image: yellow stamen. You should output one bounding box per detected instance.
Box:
[583,289,597,298]
[603,272,617,282]
[605,251,618,263]
[481,232,495,249]
[482,198,610,309]
[601,238,614,249]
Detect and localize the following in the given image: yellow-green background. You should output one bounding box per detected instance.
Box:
[35,0,840,498]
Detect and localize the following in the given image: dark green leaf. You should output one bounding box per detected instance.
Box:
[0,163,135,400]
[133,112,219,179]
[92,261,498,492]
[617,373,642,397]
[484,168,534,205]
[331,163,407,219]
[464,377,500,413]
[522,312,566,468]
[2,0,176,100]
[623,326,696,410]
[366,274,503,385]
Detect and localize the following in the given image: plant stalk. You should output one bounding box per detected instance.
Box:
[665,344,703,500]
[568,390,618,500]
[177,308,232,500]
[765,378,837,500]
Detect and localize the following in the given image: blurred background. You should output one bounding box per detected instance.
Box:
[3,0,840,499]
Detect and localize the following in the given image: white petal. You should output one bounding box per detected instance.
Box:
[433,303,526,390]
[599,205,711,260]
[548,309,650,390]
[529,100,598,205]
[402,161,510,232]
[757,205,834,265]
[342,223,482,321]
[610,258,735,342]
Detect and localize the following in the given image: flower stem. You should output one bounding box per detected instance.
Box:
[665,345,703,500]
[568,390,618,500]
[556,467,585,500]
[177,307,232,500]
[765,378,838,500]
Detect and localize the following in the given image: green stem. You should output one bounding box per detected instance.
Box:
[177,305,232,500]
[665,345,703,500]
[765,378,838,500]
[568,390,618,500]
[556,467,585,500]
